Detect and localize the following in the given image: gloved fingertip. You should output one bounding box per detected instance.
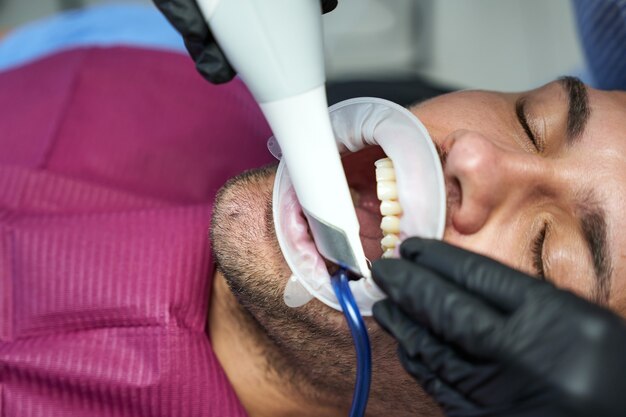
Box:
[195,59,235,84]
[321,0,339,14]
[371,258,402,290]
[399,237,431,260]
[398,346,434,384]
[373,300,421,346]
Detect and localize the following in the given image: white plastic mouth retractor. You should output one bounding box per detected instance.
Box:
[271,97,447,316]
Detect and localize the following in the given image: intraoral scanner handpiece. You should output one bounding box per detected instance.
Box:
[196,0,370,278]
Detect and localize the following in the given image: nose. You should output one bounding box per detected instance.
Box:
[443,129,540,234]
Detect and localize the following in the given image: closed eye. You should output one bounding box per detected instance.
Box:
[516,97,542,152]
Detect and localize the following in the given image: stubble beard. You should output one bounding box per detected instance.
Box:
[210,165,443,417]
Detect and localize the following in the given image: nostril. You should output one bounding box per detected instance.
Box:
[446,176,462,212]
[445,175,462,225]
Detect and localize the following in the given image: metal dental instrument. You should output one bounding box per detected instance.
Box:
[196,0,370,278]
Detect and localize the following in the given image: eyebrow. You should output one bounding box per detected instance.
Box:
[557,76,591,144]
[555,78,612,302]
[576,190,613,304]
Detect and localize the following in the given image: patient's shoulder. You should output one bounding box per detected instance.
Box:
[0,47,274,204]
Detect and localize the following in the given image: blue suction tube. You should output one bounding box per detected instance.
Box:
[331,268,372,417]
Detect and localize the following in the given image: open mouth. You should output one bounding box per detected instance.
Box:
[279,142,434,273]
[342,145,389,263]
[315,143,441,273]
[280,145,390,279]
[271,97,446,313]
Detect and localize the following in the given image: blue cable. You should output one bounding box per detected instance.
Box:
[331,268,372,417]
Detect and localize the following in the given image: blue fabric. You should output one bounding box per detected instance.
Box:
[0,3,186,72]
[573,0,626,90]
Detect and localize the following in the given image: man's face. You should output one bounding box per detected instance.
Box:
[211,78,626,415]
[412,77,626,313]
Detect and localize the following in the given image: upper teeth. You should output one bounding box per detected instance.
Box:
[375,158,402,258]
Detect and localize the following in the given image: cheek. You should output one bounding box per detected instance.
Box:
[545,245,596,301]
[443,227,524,270]
[610,281,626,318]
[412,98,470,142]
[211,168,290,283]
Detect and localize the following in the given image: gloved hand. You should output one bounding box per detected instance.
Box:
[153,0,338,83]
[372,237,626,417]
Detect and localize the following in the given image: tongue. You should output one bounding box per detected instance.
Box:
[341,146,386,263]
[355,205,383,262]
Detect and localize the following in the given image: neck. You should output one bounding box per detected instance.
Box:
[208,271,344,417]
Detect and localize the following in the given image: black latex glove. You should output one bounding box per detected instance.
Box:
[372,237,626,417]
[153,0,338,83]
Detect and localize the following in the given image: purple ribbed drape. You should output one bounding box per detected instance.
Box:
[0,46,273,416]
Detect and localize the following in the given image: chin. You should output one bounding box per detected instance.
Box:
[211,162,444,417]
